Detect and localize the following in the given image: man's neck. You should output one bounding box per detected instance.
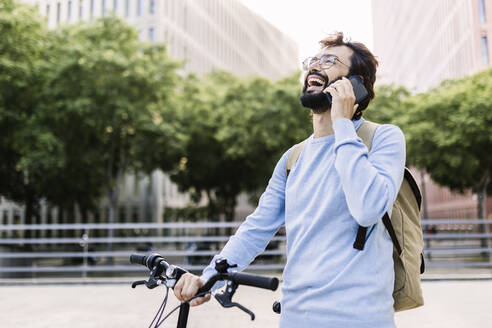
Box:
[312,110,334,138]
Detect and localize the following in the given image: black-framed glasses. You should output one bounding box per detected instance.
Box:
[302,55,349,71]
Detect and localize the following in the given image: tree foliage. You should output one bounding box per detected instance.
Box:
[367,71,492,218]
[0,0,53,223]
[401,69,492,198]
[364,84,410,125]
[168,71,311,221]
[0,1,180,224]
[39,15,181,222]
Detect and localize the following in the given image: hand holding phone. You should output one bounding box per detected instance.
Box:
[325,76,368,122]
[325,75,369,105]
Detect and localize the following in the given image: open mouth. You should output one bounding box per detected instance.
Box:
[305,73,327,92]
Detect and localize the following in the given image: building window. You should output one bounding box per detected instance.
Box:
[13,209,21,224]
[137,0,142,16]
[133,175,140,196]
[478,0,486,24]
[102,0,106,16]
[56,2,61,25]
[148,27,154,42]
[119,206,127,221]
[90,0,94,18]
[67,1,72,22]
[132,206,139,221]
[125,0,129,17]
[481,36,489,65]
[2,210,8,224]
[148,175,153,196]
[113,0,118,13]
[149,0,154,14]
[1,210,6,237]
[79,0,83,19]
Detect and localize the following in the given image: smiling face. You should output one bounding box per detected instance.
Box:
[300,45,353,112]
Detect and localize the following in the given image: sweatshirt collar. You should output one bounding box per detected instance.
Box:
[310,117,365,144]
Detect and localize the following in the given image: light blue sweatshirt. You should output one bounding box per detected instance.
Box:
[201,117,405,327]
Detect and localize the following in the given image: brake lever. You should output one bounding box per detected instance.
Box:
[214,280,256,321]
[232,302,255,320]
[215,292,255,320]
[131,280,146,288]
[132,262,167,289]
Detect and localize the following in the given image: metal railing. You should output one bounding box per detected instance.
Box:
[0,222,285,278]
[0,219,491,279]
[421,219,492,269]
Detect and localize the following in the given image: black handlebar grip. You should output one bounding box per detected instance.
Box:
[229,272,279,291]
[130,254,147,266]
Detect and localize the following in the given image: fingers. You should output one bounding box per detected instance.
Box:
[173,274,185,301]
[190,293,211,307]
[324,85,338,97]
[173,273,207,304]
[324,77,354,102]
[183,279,198,300]
[339,77,355,100]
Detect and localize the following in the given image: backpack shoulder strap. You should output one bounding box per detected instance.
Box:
[353,120,382,251]
[285,139,307,178]
[357,120,380,152]
[404,168,422,211]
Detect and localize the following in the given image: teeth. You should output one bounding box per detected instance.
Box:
[308,77,324,86]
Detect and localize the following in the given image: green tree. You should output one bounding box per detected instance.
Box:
[168,71,239,222]
[216,72,311,205]
[38,15,180,237]
[0,0,56,226]
[364,84,410,125]
[168,71,311,224]
[401,69,492,223]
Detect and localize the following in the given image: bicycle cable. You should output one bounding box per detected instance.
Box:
[154,291,211,328]
[148,286,170,328]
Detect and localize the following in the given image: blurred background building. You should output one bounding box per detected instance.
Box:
[33,0,298,77]
[372,0,491,92]
[372,0,492,219]
[1,0,299,225]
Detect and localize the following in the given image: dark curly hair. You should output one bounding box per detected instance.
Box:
[319,32,378,120]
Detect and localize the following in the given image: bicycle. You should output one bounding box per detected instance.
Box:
[130,253,280,328]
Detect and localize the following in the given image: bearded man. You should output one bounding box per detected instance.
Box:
[174,32,405,328]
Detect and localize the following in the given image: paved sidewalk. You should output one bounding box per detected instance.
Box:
[1,280,491,327]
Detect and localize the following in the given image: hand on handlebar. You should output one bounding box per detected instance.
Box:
[174,272,211,306]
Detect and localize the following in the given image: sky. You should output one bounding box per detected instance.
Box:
[239,0,374,64]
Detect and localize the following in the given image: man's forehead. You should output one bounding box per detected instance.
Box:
[316,45,352,61]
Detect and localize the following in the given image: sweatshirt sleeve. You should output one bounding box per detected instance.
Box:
[200,149,289,284]
[333,118,405,227]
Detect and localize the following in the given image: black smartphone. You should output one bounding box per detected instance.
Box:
[325,75,369,105]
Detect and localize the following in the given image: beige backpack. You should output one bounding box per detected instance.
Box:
[285,120,425,312]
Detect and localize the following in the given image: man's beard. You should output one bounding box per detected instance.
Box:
[300,74,343,114]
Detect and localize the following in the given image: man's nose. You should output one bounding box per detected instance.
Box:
[308,67,321,75]
[308,60,322,71]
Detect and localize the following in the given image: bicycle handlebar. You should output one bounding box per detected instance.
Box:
[130,253,279,293]
[229,272,279,291]
[198,272,278,292]
[130,253,279,326]
[129,254,147,266]
[130,253,170,271]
